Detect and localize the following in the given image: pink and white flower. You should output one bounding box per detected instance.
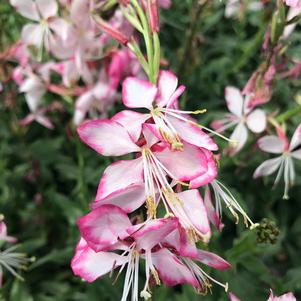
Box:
[229,290,296,301]
[267,290,297,301]
[284,0,301,8]
[119,70,218,151]
[214,86,267,154]
[254,124,301,199]
[78,120,212,241]
[72,206,230,299]
[0,217,17,244]
[10,0,70,52]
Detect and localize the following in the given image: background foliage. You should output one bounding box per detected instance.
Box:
[1,0,301,300]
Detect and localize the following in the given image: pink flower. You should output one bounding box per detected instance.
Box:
[72,206,230,299]
[214,86,266,155]
[254,124,301,199]
[0,218,17,244]
[19,72,54,129]
[10,0,70,52]
[73,80,116,125]
[78,121,213,241]
[72,207,182,300]
[268,290,297,301]
[118,71,218,151]
[229,290,296,301]
[284,0,301,7]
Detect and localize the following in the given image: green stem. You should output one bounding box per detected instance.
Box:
[276,106,301,123]
[131,0,155,83]
[153,32,160,83]
[128,40,150,75]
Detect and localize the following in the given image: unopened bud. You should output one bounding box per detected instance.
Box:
[93,15,128,45]
[147,0,159,33]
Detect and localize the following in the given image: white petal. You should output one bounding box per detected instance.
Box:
[289,123,301,150]
[258,136,285,154]
[246,109,267,133]
[122,77,157,109]
[229,122,248,154]
[225,86,244,117]
[253,157,283,178]
[10,0,39,21]
[36,0,58,19]
[21,24,44,47]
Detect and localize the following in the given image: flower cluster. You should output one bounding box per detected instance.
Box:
[72,69,237,299]
[67,1,263,299]
[214,2,301,199]
[8,0,146,128]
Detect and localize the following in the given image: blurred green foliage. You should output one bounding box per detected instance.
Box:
[1,0,301,300]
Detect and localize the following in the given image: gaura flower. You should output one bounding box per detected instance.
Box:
[117,71,218,151]
[78,121,213,241]
[19,72,54,129]
[253,124,301,199]
[0,217,31,288]
[72,205,230,299]
[72,208,187,301]
[229,289,296,301]
[0,245,31,288]
[284,0,301,8]
[204,180,258,230]
[10,0,70,52]
[214,86,266,155]
[267,290,297,301]
[0,217,17,244]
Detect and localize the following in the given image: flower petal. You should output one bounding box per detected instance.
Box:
[142,123,161,147]
[194,249,231,270]
[229,292,241,301]
[95,158,143,200]
[21,24,44,47]
[49,18,71,41]
[127,217,178,251]
[253,157,283,178]
[151,248,199,288]
[155,142,208,181]
[163,227,197,257]
[189,148,217,188]
[258,135,285,154]
[268,290,297,301]
[156,70,179,107]
[246,109,267,133]
[77,120,140,156]
[10,0,39,21]
[36,0,57,19]
[289,123,301,151]
[77,205,132,252]
[204,187,224,231]
[122,77,157,109]
[225,86,244,117]
[112,110,150,142]
[167,115,218,151]
[71,245,126,283]
[175,190,211,238]
[93,184,146,213]
[229,122,248,154]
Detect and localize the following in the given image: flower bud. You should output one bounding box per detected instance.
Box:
[147,0,159,33]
